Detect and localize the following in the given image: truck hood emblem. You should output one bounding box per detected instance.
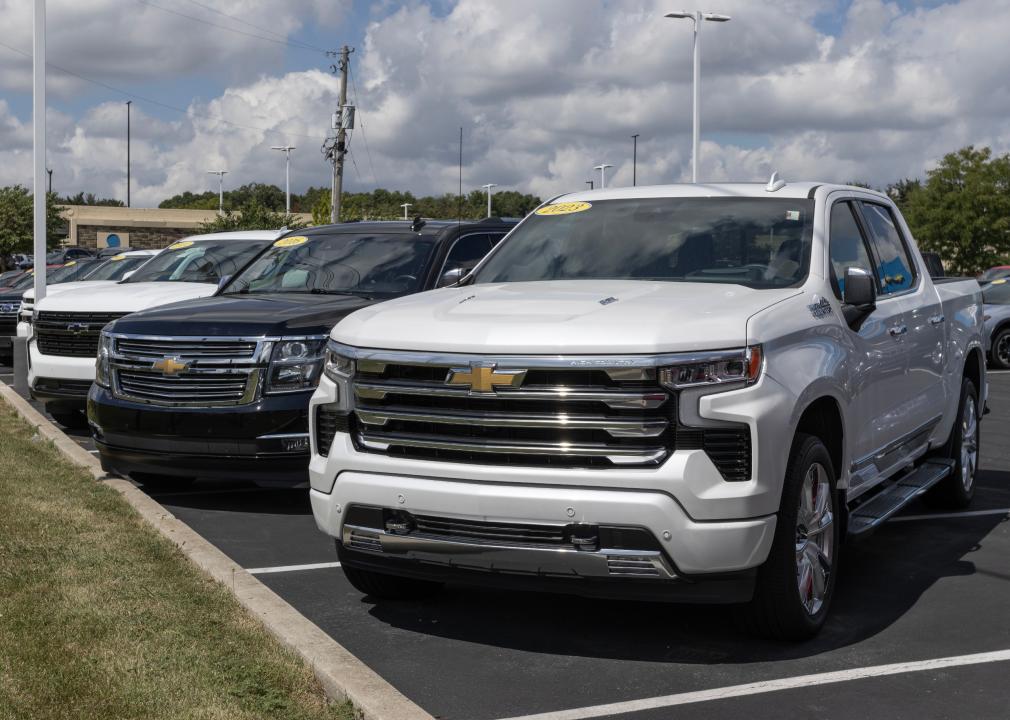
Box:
[446,364,526,394]
[152,356,190,376]
[66,322,89,335]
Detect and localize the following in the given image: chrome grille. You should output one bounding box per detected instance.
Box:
[349,352,673,468]
[109,335,266,407]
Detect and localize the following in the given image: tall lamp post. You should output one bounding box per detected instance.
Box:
[585,180,594,190]
[401,202,412,220]
[665,10,731,183]
[33,0,46,306]
[593,164,612,190]
[207,170,227,215]
[126,100,131,207]
[482,183,497,218]
[270,145,296,214]
[631,134,640,186]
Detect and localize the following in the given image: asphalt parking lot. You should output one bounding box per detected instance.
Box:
[3,358,1009,720]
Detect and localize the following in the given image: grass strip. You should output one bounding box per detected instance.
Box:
[0,400,357,720]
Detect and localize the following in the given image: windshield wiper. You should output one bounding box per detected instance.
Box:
[308,288,376,299]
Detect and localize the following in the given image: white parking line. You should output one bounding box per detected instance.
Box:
[892,507,1010,523]
[246,561,342,575]
[496,649,1010,720]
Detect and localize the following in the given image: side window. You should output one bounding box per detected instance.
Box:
[487,233,507,248]
[858,202,916,295]
[441,233,492,275]
[828,202,875,299]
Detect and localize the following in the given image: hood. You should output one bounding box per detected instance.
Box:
[34,281,216,314]
[22,280,117,303]
[334,280,801,354]
[110,292,378,337]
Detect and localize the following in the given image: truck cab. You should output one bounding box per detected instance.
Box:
[308,181,984,639]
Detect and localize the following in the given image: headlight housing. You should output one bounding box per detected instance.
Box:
[659,346,762,390]
[95,332,113,388]
[265,338,327,394]
[322,346,355,411]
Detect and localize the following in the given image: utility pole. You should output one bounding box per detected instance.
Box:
[482,183,497,218]
[401,202,412,220]
[126,100,131,207]
[33,0,46,305]
[631,134,639,186]
[593,164,612,189]
[207,170,227,215]
[586,180,593,190]
[330,45,352,224]
[271,146,296,213]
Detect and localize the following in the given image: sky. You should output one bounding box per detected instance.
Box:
[0,0,1006,207]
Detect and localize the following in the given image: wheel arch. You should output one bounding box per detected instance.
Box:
[793,395,845,483]
[963,344,984,394]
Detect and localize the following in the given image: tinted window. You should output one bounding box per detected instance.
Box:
[81,255,150,281]
[442,234,492,275]
[983,281,1010,305]
[474,198,814,288]
[860,202,915,295]
[225,233,436,297]
[126,239,270,284]
[828,202,875,298]
[48,260,99,283]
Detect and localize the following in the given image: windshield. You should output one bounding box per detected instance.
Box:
[983,280,1010,305]
[10,269,57,291]
[126,239,271,284]
[980,267,1010,283]
[48,260,99,283]
[473,197,815,288]
[82,255,151,281]
[224,232,436,296]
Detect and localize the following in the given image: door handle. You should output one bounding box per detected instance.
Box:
[888,325,908,337]
[929,315,945,326]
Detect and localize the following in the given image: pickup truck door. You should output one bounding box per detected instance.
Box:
[827,199,914,493]
[856,201,946,459]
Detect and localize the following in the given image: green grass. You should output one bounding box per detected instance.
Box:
[0,401,357,720]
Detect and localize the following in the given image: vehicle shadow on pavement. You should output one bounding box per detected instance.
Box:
[145,485,313,516]
[361,470,1009,664]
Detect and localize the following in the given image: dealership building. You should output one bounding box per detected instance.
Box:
[60,206,313,250]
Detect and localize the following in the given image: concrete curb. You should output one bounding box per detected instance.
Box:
[0,383,434,720]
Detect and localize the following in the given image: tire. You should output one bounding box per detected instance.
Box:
[131,473,196,492]
[50,410,89,429]
[990,328,1010,369]
[739,433,840,640]
[339,550,443,600]
[926,378,979,509]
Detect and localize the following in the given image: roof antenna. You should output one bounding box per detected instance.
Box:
[766,171,787,192]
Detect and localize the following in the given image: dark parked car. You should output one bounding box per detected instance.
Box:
[46,247,94,264]
[88,218,516,489]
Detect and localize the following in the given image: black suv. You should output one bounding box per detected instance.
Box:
[87,218,515,488]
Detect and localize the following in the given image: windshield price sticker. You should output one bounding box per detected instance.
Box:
[536,201,592,216]
[110,254,126,261]
[64,260,76,266]
[274,236,309,248]
[785,210,801,221]
[168,240,194,251]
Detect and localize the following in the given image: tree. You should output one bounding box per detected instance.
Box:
[197,200,306,233]
[0,186,66,269]
[58,192,124,207]
[902,146,1010,275]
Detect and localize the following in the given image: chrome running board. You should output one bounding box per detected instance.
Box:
[847,459,955,537]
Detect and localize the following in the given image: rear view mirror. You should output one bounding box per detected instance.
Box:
[843,267,876,308]
[438,267,466,288]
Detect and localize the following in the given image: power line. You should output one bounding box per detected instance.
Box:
[0,40,318,142]
[134,0,328,55]
[347,62,378,187]
[178,0,329,53]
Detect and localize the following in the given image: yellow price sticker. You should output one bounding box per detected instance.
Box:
[64,260,76,266]
[168,240,194,251]
[993,279,1007,285]
[110,253,126,261]
[535,201,592,216]
[274,235,309,248]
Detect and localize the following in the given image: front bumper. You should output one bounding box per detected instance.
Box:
[88,383,312,485]
[28,340,94,410]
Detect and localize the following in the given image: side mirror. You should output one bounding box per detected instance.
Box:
[121,270,135,281]
[216,274,232,291]
[438,267,466,288]
[843,267,876,308]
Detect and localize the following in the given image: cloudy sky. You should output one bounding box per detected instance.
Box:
[0,0,1007,206]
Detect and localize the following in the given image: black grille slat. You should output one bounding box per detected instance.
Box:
[116,339,258,359]
[36,311,124,358]
[411,514,568,548]
[315,406,349,456]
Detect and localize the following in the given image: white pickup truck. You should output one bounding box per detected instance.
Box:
[29,230,281,427]
[308,180,985,639]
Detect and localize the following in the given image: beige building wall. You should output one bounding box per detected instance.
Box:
[60,206,313,250]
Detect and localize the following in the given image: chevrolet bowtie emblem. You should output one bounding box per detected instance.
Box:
[152,356,189,376]
[446,364,526,394]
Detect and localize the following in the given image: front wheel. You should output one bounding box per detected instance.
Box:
[990,328,1010,369]
[131,473,195,493]
[739,433,839,640]
[50,409,88,429]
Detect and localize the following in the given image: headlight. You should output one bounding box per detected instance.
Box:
[659,346,762,390]
[322,347,355,411]
[265,339,326,394]
[95,332,113,388]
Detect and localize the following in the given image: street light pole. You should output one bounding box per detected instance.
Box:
[631,134,639,186]
[401,203,412,220]
[126,100,131,207]
[482,183,497,218]
[271,146,296,214]
[593,164,613,189]
[33,0,46,305]
[46,168,52,194]
[665,10,731,183]
[207,170,227,215]
[586,180,594,190]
